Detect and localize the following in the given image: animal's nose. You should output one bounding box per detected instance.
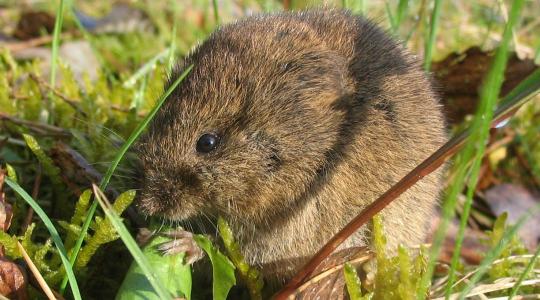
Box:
[171,165,201,188]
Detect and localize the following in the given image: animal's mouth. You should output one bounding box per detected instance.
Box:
[135,192,205,222]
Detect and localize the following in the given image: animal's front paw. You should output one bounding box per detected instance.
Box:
[158,228,205,265]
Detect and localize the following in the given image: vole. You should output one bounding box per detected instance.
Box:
[136,9,447,284]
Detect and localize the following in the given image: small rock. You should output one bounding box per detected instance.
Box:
[13,40,99,84]
[485,183,540,250]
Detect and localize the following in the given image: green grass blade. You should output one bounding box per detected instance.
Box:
[458,205,539,299]
[445,0,526,296]
[344,263,363,300]
[59,65,194,292]
[123,49,171,88]
[212,0,220,25]
[167,0,179,72]
[5,178,82,300]
[69,7,111,77]
[508,245,540,299]
[92,185,173,300]
[497,69,540,110]
[385,1,397,32]
[416,0,527,298]
[395,0,409,30]
[48,0,67,123]
[423,0,443,71]
[116,235,192,300]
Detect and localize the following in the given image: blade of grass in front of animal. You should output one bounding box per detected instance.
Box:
[48,0,67,123]
[441,0,526,297]
[423,0,442,71]
[92,184,173,300]
[508,245,540,299]
[5,178,82,300]
[59,65,194,292]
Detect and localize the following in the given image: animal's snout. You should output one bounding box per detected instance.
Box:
[172,165,201,188]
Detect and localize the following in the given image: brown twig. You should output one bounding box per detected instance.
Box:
[28,73,87,117]
[485,130,515,154]
[0,112,70,137]
[28,73,145,118]
[21,166,41,234]
[274,85,540,299]
[1,31,76,53]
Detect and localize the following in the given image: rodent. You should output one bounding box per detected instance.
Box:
[136,9,447,285]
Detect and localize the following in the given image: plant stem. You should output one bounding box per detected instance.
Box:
[48,0,67,124]
[423,0,442,71]
[442,0,526,297]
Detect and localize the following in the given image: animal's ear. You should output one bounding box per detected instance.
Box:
[282,51,351,110]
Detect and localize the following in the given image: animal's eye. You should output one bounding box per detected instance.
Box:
[196,133,219,153]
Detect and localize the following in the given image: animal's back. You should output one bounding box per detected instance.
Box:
[220,10,447,281]
[140,9,447,285]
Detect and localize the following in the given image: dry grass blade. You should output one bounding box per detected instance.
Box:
[91,184,173,300]
[431,254,540,297]
[290,249,373,299]
[432,278,540,300]
[16,241,55,300]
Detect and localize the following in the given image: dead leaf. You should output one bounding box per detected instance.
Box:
[49,142,145,228]
[0,170,13,233]
[13,40,100,83]
[432,47,538,124]
[290,247,372,299]
[0,258,27,300]
[12,11,55,40]
[485,183,540,250]
[74,3,154,34]
[49,142,103,190]
[428,214,488,265]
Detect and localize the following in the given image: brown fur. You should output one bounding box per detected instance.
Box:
[136,9,447,284]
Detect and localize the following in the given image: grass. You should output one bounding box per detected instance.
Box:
[442,0,527,297]
[509,245,540,299]
[59,64,193,292]
[0,0,539,299]
[48,0,67,124]
[92,184,173,300]
[5,178,81,300]
[459,207,538,298]
[212,0,220,25]
[423,0,442,71]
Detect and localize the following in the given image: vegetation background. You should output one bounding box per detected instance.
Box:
[0,0,538,299]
